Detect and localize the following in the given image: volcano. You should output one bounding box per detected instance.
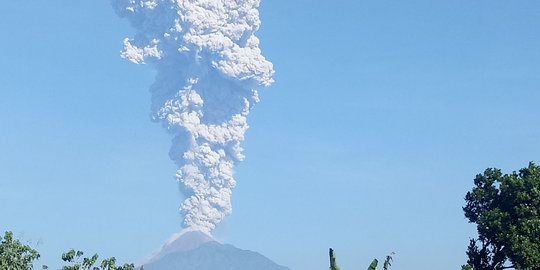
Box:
[140,231,290,270]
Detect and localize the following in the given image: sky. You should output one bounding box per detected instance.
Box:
[0,1,539,270]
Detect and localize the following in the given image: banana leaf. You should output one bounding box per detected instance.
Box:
[367,259,378,270]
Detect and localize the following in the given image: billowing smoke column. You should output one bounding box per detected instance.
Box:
[112,0,274,234]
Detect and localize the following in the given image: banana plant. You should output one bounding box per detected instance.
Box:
[383,252,395,270]
[367,259,378,270]
[328,248,394,270]
[329,248,341,270]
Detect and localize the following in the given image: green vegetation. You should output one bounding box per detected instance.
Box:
[382,253,394,270]
[0,231,136,270]
[329,248,340,270]
[325,162,540,270]
[463,162,540,270]
[0,231,40,269]
[328,248,394,270]
[366,259,377,270]
[59,249,136,270]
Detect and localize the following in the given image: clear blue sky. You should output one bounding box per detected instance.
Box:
[1,1,539,269]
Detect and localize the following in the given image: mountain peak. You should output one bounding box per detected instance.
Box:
[140,230,291,270]
[141,229,214,265]
[164,230,214,252]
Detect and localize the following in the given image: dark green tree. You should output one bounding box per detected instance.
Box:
[463,162,540,270]
[0,231,40,269]
[60,249,136,270]
[0,231,137,270]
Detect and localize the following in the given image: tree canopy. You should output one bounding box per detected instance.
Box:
[0,231,136,270]
[59,249,135,270]
[0,231,40,269]
[463,162,540,270]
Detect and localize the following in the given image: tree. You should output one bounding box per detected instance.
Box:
[59,249,136,270]
[0,231,137,270]
[0,231,40,269]
[463,162,540,270]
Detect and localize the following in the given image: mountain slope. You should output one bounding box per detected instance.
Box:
[141,231,290,270]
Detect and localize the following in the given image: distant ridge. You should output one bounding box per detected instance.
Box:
[141,231,290,270]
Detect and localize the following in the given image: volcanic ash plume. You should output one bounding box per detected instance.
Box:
[112,0,274,234]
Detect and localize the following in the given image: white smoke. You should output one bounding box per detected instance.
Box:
[112,0,274,234]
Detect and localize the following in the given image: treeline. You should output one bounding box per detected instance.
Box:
[0,231,138,270]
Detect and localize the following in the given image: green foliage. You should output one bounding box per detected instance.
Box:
[329,248,340,270]
[461,264,474,270]
[0,231,40,269]
[382,252,394,270]
[328,248,394,270]
[0,231,137,270]
[463,162,540,270]
[60,249,136,270]
[366,253,392,270]
[366,259,378,270]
